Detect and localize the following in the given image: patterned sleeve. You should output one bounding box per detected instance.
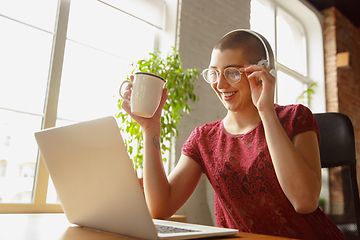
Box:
[277,104,320,143]
[181,127,205,171]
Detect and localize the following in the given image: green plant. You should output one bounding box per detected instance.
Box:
[318,198,325,211]
[296,82,318,104]
[117,47,199,170]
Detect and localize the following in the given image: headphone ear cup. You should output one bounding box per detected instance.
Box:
[269,69,276,77]
[257,59,268,67]
[257,59,276,77]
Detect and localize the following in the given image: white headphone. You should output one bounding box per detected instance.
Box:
[222,29,276,77]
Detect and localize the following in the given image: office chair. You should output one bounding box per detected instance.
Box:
[314,113,360,240]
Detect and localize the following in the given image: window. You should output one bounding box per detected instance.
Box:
[0,0,175,212]
[251,0,330,213]
[250,0,325,112]
[0,160,6,177]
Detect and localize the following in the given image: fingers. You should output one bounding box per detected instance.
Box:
[120,75,134,100]
[121,95,132,114]
[241,65,275,86]
[121,86,131,99]
[124,76,134,90]
[242,64,272,78]
[240,64,276,111]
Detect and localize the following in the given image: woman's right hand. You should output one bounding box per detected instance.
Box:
[121,75,168,131]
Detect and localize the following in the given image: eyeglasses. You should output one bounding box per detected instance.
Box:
[201,67,242,84]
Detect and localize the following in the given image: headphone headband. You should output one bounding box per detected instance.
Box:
[222,29,275,76]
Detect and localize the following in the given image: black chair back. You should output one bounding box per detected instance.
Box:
[314,113,360,240]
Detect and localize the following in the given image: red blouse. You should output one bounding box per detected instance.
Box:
[182,104,345,239]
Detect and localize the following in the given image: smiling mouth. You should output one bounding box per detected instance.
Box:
[222,92,236,98]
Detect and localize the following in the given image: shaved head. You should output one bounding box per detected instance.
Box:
[214,30,266,65]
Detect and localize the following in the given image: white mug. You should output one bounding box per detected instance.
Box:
[119,72,166,118]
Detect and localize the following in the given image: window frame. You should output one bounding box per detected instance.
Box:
[251,0,325,112]
[0,0,69,213]
[0,0,177,213]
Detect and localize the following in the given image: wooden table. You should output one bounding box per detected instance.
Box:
[0,214,297,240]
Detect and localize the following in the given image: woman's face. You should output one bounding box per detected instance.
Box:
[209,48,253,112]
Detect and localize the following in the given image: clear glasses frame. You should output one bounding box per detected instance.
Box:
[201,67,243,84]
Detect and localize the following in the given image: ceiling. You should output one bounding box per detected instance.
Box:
[305,0,360,28]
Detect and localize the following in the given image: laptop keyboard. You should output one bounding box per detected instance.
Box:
[155,224,200,234]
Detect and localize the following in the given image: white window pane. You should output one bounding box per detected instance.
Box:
[277,71,306,106]
[100,0,165,29]
[67,0,156,62]
[0,109,42,203]
[276,7,307,76]
[0,0,59,32]
[0,16,53,115]
[250,0,276,50]
[46,177,60,204]
[57,41,131,122]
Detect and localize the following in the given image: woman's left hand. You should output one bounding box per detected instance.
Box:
[241,65,276,113]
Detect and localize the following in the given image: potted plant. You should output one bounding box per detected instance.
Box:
[117,47,199,174]
[296,82,317,105]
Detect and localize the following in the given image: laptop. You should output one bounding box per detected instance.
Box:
[34,116,238,240]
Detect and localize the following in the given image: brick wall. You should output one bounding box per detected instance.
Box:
[322,7,360,207]
[323,8,339,113]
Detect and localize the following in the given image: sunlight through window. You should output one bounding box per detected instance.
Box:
[0,0,165,207]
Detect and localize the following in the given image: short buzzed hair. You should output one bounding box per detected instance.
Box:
[214,30,266,64]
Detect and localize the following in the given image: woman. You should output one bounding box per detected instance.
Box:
[122,29,345,239]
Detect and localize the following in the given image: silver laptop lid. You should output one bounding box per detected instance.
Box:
[35,116,158,240]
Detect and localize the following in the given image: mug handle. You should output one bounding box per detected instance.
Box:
[119,80,132,105]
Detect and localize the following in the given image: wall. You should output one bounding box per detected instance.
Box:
[174,0,251,225]
[322,7,360,192]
